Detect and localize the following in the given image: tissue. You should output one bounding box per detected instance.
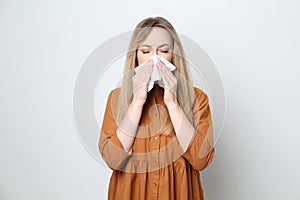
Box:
[134,54,176,92]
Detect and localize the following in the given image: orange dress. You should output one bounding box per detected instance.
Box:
[98,85,215,200]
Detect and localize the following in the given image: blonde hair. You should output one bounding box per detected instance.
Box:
[116,16,196,136]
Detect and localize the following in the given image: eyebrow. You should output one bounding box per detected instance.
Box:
[139,44,170,48]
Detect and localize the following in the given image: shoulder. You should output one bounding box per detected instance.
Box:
[191,86,210,112]
[110,87,122,94]
[103,87,122,112]
[193,86,208,100]
[107,87,122,99]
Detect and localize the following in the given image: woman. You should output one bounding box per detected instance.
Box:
[98,16,215,200]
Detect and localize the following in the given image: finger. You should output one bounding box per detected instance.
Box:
[134,68,152,87]
[157,60,177,83]
[134,59,153,75]
[159,71,173,94]
[141,64,154,80]
[157,61,177,95]
[136,65,151,76]
[133,66,153,88]
[157,60,172,85]
[140,59,154,72]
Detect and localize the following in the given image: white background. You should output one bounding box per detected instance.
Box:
[1,0,300,199]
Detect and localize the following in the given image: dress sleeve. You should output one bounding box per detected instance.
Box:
[98,89,133,171]
[181,88,215,171]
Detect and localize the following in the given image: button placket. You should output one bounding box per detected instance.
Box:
[149,87,163,200]
[151,167,160,200]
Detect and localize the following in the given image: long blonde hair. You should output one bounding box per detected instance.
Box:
[116,16,196,136]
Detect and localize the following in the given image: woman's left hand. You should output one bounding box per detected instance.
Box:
[157,59,178,106]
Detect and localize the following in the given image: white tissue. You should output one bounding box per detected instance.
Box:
[134,54,176,92]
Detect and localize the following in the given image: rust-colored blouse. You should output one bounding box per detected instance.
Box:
[98,85,215,200]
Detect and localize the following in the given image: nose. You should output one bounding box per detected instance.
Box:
[150,47,159,56]
[145,50,157,61]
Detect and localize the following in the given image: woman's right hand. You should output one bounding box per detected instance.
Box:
[132,59,154,106]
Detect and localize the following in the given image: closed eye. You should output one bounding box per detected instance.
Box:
[159,49,169,53]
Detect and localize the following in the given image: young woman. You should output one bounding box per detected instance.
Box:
[98,16,215,200]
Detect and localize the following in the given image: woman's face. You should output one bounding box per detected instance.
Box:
[137,27,173,65]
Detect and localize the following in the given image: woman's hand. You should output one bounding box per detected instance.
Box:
[157,59,178,106]
[132,59,154,106]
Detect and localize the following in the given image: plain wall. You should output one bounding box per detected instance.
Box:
[1,0,300,199]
